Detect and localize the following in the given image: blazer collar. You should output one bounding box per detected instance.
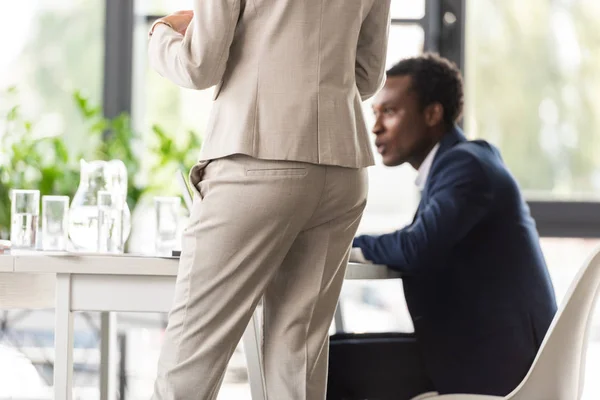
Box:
[434,124,467,161]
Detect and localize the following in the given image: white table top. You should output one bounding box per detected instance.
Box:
[0,252,400,280]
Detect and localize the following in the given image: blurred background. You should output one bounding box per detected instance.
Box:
[1,0,600,399]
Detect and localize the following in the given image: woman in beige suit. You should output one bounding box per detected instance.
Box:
[148,1,390,398]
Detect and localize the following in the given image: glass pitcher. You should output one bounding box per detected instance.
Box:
[68,159,131,251]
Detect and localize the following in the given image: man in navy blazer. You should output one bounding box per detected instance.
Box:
[352,54,557,396]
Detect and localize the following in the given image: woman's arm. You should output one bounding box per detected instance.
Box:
[148,0,241,90]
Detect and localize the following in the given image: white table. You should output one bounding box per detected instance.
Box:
[0,253,399,400]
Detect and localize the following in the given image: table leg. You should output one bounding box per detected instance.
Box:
[100,312,118,400]
[333,300,345,333]
[242,308,266,400]
[54,273,74,400]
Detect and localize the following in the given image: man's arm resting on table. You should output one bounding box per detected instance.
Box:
[148,0,240,90]
[353,151,494,274]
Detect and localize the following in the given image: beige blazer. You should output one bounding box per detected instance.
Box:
[149,0,391,168]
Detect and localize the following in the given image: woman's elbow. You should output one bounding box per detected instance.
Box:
[185,69,220,90]
[357,76,385,101]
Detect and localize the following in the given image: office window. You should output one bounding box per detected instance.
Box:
[131,1,214,198]
[0,0,104,399]
[0,1,105,397]
[0,0,105,154]
[465,0,600,200]
[359,23,425,234]
[391,0,426,19]
[135,0,191,16]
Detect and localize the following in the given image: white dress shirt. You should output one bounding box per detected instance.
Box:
[350,143,440,263]
[414,143,440,192]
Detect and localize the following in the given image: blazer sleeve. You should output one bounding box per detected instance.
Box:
[355,0,391,101]
[353,150,495,274]
[148,0,241,90]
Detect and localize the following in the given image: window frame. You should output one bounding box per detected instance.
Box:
[103,0,134,119]
[103,0,600,238]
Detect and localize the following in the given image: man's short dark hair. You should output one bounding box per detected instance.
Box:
[387,53,464,127]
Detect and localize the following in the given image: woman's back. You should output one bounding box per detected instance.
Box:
[149,0,392,167]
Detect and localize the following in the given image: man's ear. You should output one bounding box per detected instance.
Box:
[424,103,444,127]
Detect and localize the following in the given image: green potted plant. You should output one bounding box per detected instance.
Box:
[0,87,203,242]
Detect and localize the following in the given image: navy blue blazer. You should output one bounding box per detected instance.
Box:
[353,127,557,396]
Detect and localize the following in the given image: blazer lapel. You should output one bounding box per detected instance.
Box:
[412,125,467,222]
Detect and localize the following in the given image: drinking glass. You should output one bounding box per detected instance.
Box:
[97,191,125,253]
[10,190,40,250]
[41,196,70,251]
[154,197,181,256]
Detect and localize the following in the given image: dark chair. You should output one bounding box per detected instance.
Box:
[327,332,436,400]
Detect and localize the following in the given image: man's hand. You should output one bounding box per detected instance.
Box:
[159,10,194,36]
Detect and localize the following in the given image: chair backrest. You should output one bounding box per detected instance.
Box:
[507,246,600,400]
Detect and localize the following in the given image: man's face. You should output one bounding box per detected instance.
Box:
[371,75,434,168]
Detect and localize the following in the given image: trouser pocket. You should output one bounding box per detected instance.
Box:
[188,160,211,199]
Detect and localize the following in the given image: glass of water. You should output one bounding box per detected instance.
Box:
[154,196,181,256]
[10,189,40,250]
[41,195,70,251]
[97,190,125,254]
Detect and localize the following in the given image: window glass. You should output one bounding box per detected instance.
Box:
[391,0,425,20]
[465,0,600,200]
[0,0,104,154]
[135,0,193,16]
[1,1,104,396]
[359,24,425,235]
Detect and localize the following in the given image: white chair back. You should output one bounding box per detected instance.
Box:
[507,246,600,400]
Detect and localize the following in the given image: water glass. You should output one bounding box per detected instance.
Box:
[41,196,70,251]
[10,190,40,250]
[97,191,125,253]
[154,197,181,256]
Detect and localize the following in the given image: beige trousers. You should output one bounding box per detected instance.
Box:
[152,154,368,400]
